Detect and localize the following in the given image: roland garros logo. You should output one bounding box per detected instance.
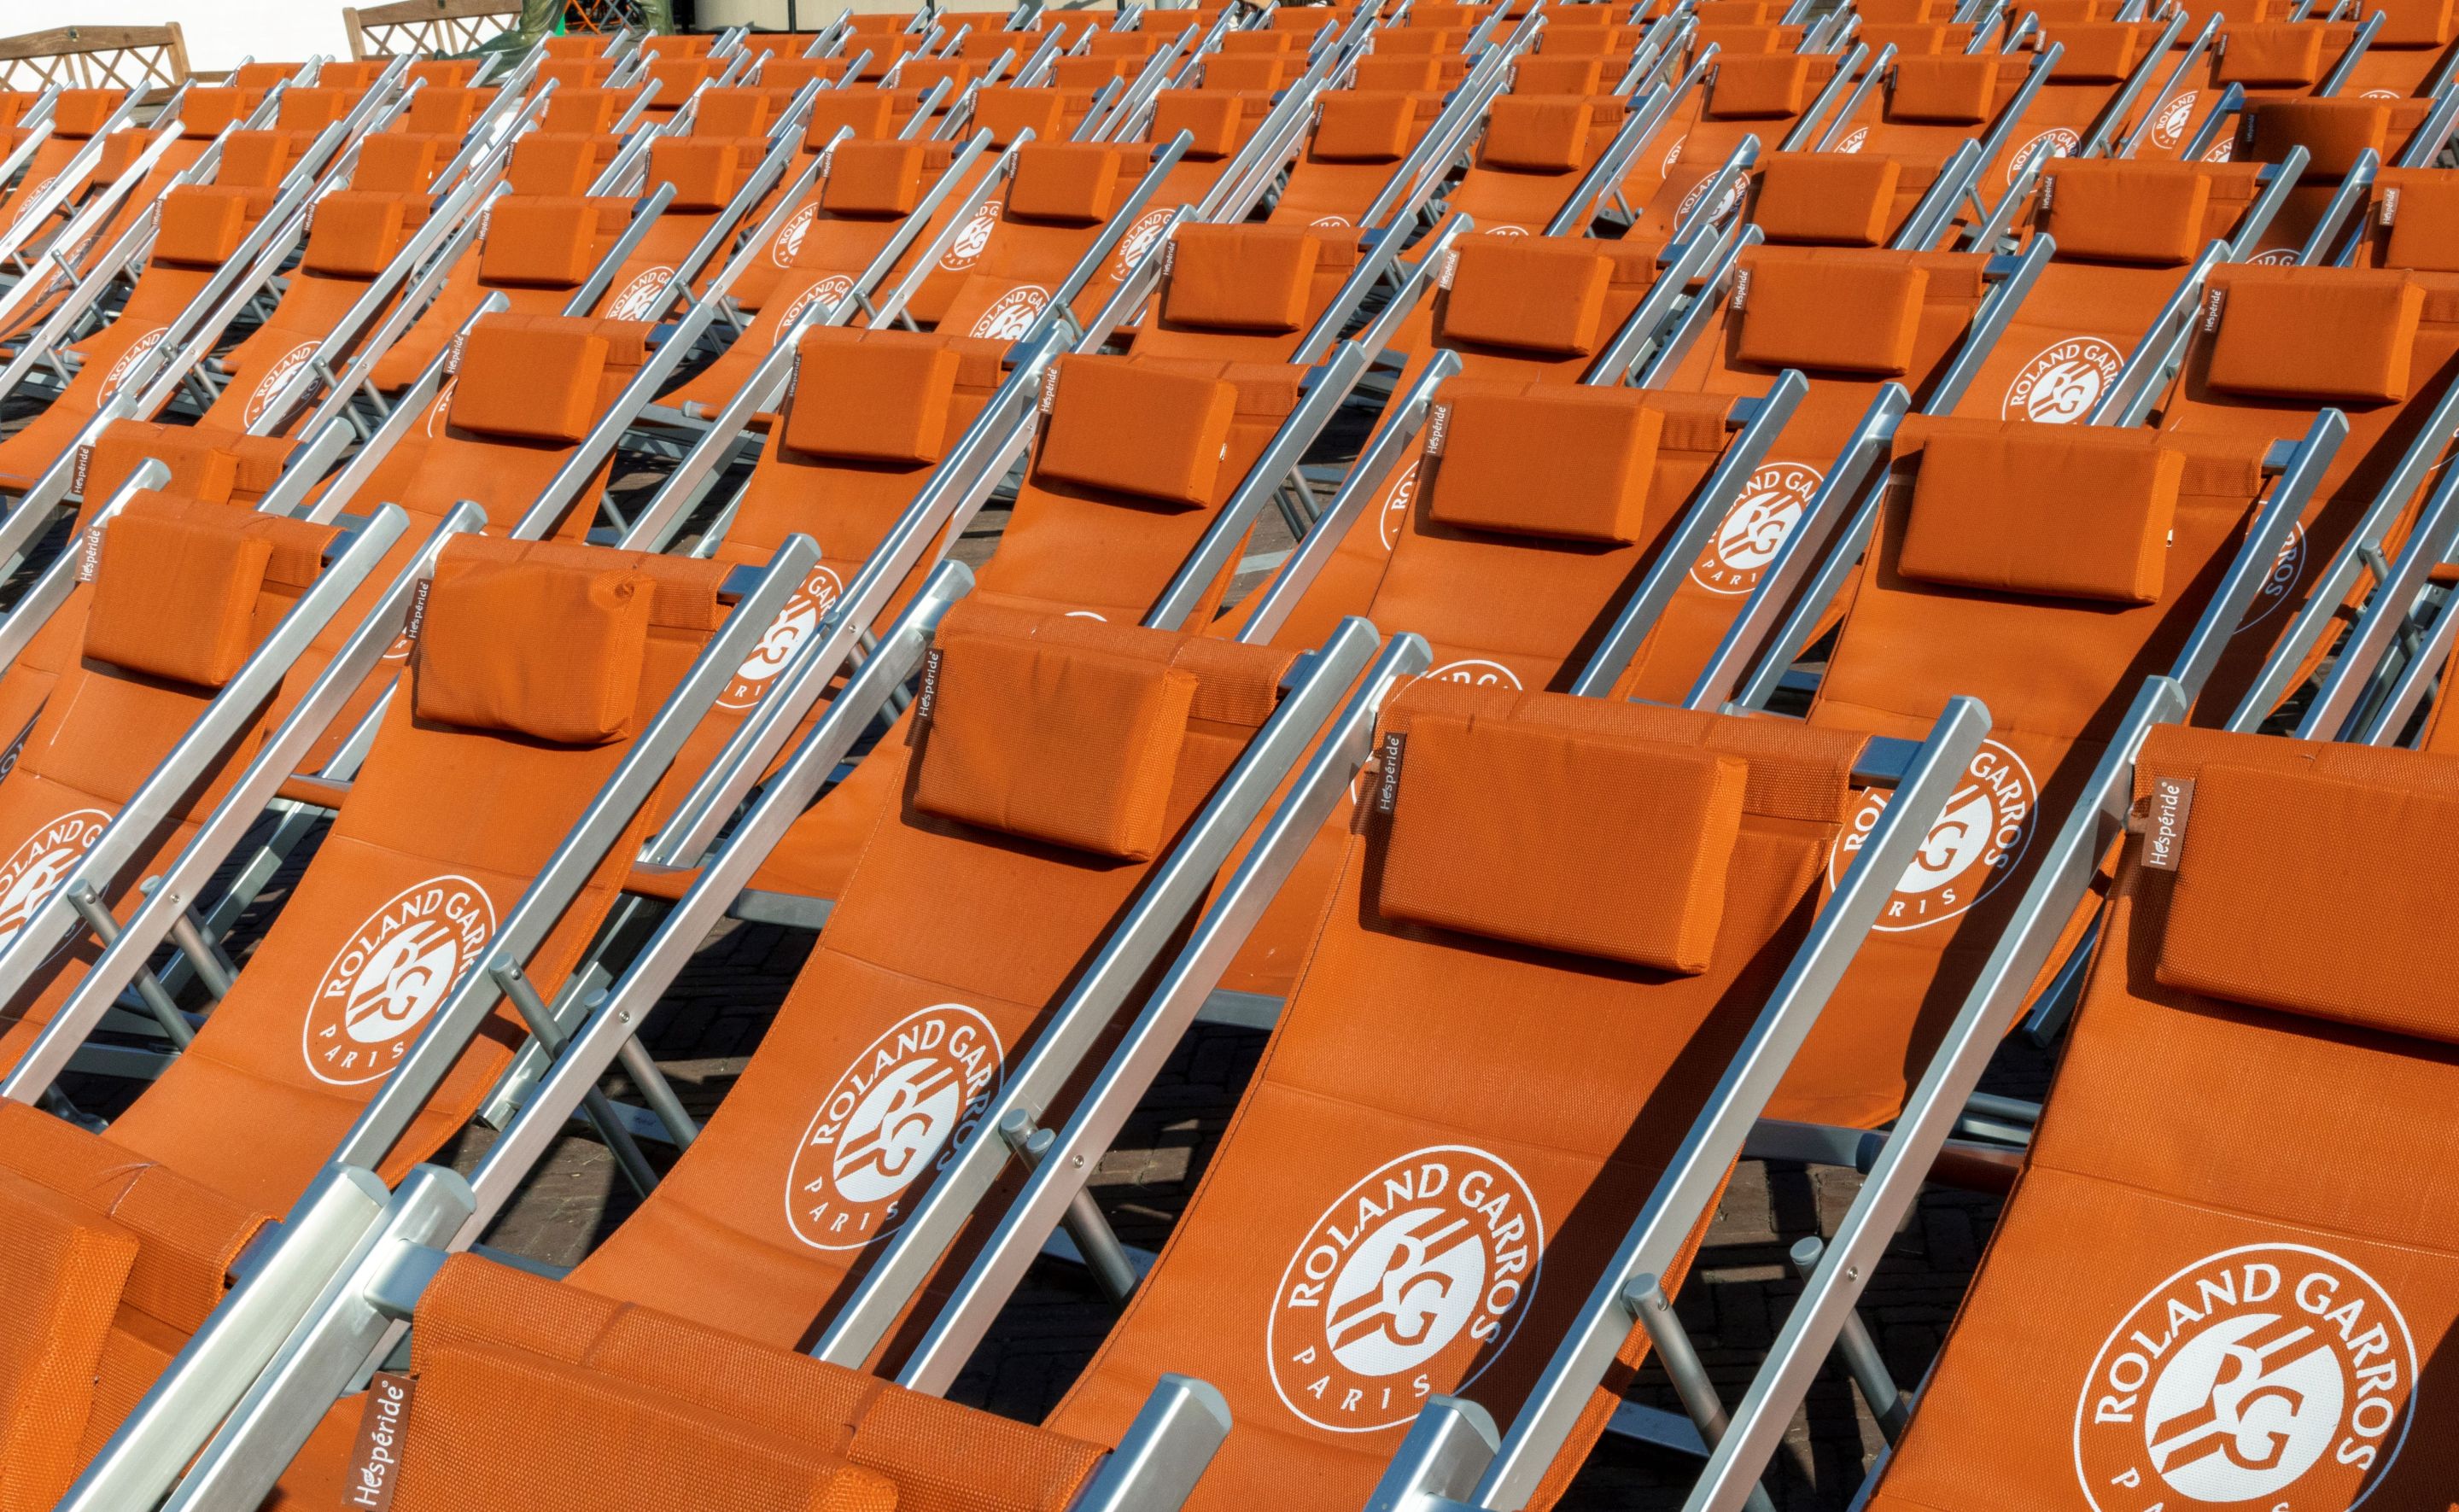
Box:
[2076,1245,2416,1511]
[1427,658,1522,689]
[2009,127,2080,184]
[243,339,320,429]
[939,196,1002,271]
[1268,1147,1543,1433]
[2150,90,2199,150]
[778,273,856,333]
[2236,522,2305,633]
[1689,461,1821,594]
[1111,207,1175,280]
[99,327,169,402]
[1677,168,1749,224]
[301,876,495,1086]
[2003,336,2124,423]
[970,283,1049,339]
[1834,127,1869,155]
[1377,459,1422,550]
[1829,738,2036,931]
[771,202,819,266]
[785,1003,1004,1251]
[719,562,843,709]
[10,176,57,227]
[0,809,108,952]
[1660,135,1687,174]
[602,265,675,321]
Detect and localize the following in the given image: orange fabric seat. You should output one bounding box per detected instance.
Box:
[1859,721,2459,1509]
[0,535,737,1492]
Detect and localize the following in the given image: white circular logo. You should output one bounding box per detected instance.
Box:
[2151,91,2199,150]
[1829,738,2036,931]
[1485,224,1529,236]
[12,176,59,227]
[1377,459,1422,550]
[423,378,457,441]
[771,202,819,266]
[1426,657,1522,689]
[784,1003,1004,1250]
[1690,461,1821,593]
[1834,126,1869,154]
[243,339,320,429]
[2009,127,2080,184]
[2003,336,2124,423]
[778,273,856,334]
[719,563,842,709]
[1677,168,1750,223]
[301,875,495,1085]
[940,197,1003,271]
[2237,522,2305,633]
[602,266,675,321]
[2075,1245,2416,1510]
[1311,213,1352,228]
[1111,207,1175,281]
[0,809,108,952]
[2362,89,2400,101]
[970,283,1049,339]
[2248,247,2298,266]
[1660,135,1688,173]
[99,327,169,402]
[1266,1146,1545,1433]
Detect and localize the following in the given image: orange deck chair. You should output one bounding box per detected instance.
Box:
[0,530,812,1506]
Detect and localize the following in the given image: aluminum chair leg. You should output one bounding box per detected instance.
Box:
[1785,1238,1910,1442]
[1625,1276,1779,1512]
[1000,1107,1140,1305]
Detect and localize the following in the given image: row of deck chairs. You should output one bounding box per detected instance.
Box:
[0,0,2450,1508]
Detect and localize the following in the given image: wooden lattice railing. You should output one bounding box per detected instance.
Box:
[0,24,190,94]
[343,0,525,57]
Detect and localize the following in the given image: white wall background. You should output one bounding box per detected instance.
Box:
[18,1,355,74]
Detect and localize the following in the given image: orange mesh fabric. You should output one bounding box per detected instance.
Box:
[411,545,656,745]
[1440,239,1612,354]
[911,628,1200,860]
[2204,267,2424,402]
[1381,712,1747,972]
[446,314,613,442]
[1733,254,1928,374]
[0,1167,137,1512]
[1164,225,1321,332]
[784,330,961,465]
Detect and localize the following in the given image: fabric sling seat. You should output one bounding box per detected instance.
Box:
[193,184,438,436]
[0,163,295,495]
[1633,242,2011,701]
[1948,158,2270,427]
[0,494,346,1080]
[1263,232,1685,659]
[1820,50,2054,197]
[2335,0,2459,94]
[1225,377,1796,998]
[1708,418,2293,1128]
[919,142,1149,341]
[0,534,742,1497]
[587,132,769,324]
[742,347,1323,904]
[1442,92,1635,236]
[661,136,973,416]
[1843,721,2459,1509]
[363,134,636,391]
[2230,95,2445,259]
[0,89,127,242]
[229,676,1885,1512]
[2150,262,2459,719]
[1634,50,1850,239]
[202,600,1326,1511]
[702,85,941,316]
[1119,84,1290,214]
[1265,88,1455,231]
